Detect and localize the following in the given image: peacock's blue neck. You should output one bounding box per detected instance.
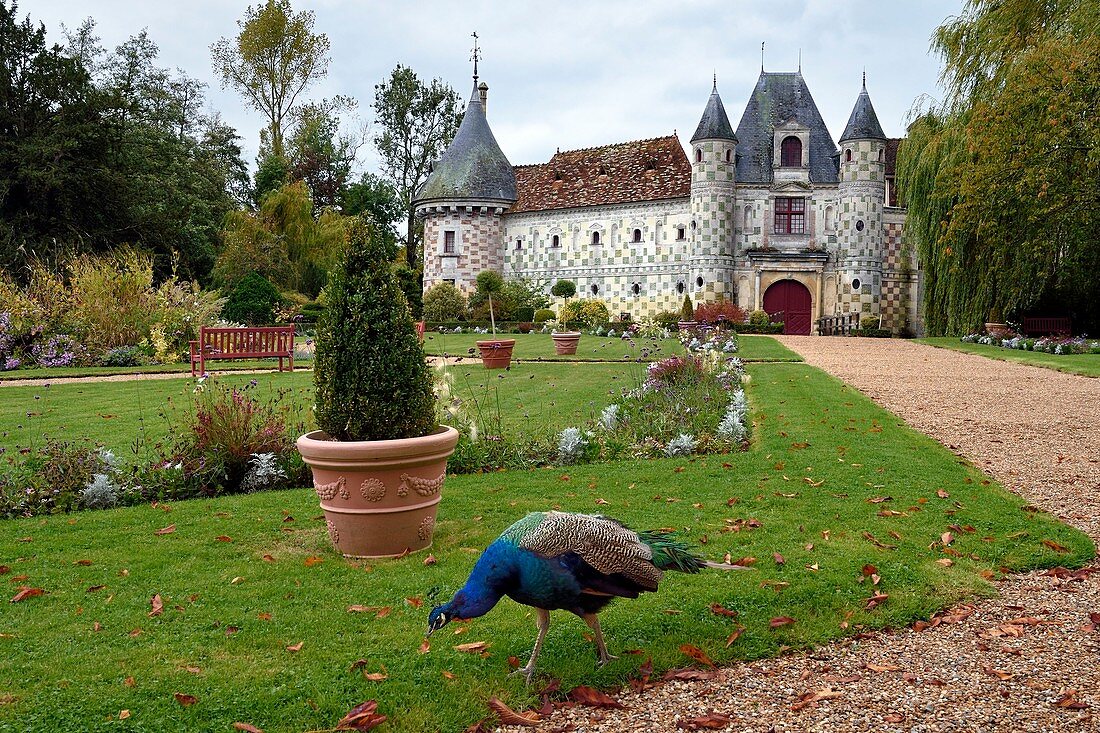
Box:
[445,539,518,619]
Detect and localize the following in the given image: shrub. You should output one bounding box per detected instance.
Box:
[579,300,610,327]
[314,217,436,441]
[30,334,82,367]
[99,345,146,367]
[222,272,284,326]
[695,300,747,325]
[514,306,535,322]
[0,440,112,517]
[749,309,771,326]
[551,279,577,299]
[394,265,423,319]
[680,294,694,321]
[533,308,555,323]
[654,310,680,329]
[860,315,880,330]
[423,283,467,322]
[298,300,327,323]
[67,248,157,352]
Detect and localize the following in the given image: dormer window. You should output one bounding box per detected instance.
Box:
[781,136,802,167]
[632,229,642,243]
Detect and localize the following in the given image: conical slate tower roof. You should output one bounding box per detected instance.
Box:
[690,80,737,143]
[414,84,517,205]
[839,80,886,143]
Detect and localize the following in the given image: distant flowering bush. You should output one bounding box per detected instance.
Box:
[664,433,697,457]
[599,404,620,431]
[557,427,588,464]
[962,333,1100,355]
[30,334,81,367]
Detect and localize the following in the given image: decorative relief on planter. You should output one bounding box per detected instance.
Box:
[398,472,446,497]
[315,476,348,500]
[360,478,387,502]
[326,520,339,545]
[418,516,435,541]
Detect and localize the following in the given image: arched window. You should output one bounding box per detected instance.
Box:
[590,283,599,295]
[631,282,641,296]
[879,148,885,162]
[695,148,702,163]
[825,205,835,231]
[676,281,685,294]
[632,228,642,243]
[695,276,704,289]
[725,149,732,163]
[551,234,560,248]
[515,239,522,250]
[743,205,752,230]
[845,148,852,162]
[592,231,600,245]
[780,136,802,167]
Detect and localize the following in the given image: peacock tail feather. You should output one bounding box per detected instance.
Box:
[637,530,706,574]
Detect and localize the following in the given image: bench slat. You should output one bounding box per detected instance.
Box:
[190,326,296,376]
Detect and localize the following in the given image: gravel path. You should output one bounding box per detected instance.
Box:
[501,337,1100,733]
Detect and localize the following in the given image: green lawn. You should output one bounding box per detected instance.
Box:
[0,362,1091,732]
[736,335,802,362]
[918,337,1100,377]
[423,331,684,362]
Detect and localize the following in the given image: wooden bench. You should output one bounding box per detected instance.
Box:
[1022,317,1071,336]
[190,326,295,376]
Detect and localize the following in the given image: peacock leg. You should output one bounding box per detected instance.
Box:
[583,613,618,666]
[511,608,550,684]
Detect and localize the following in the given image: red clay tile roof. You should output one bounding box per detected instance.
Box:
[510,135,691,214]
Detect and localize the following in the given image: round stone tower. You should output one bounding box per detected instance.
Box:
[688,78,738,303]
[836,76,887,319]
[414,78,516,297]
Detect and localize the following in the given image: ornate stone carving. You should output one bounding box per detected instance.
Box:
[418,516,435,541]
[315,476,347,501]
[360,478,387,502]
[397,472,446,497]
[326,520,339,545]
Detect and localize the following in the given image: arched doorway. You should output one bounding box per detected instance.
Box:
[763,279,812,335]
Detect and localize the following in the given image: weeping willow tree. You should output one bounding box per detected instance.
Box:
[897,0,1100,335]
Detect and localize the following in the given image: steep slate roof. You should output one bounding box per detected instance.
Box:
[510,135,691,214]
[691,82,737,142]
[839,82,887,142]
[733,71,839,184]
[414,84,517,205]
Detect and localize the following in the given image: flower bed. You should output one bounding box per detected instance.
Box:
[962,333,1100,355]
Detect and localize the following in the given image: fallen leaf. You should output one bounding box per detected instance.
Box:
[232,724,264,733]
[488,697,540,726]
[884,713,905,723]
[569,685,625,708]
[418,640,430,654]
[405,597,423,609]
[724,627,745,648]
[362,671,387,682]
[262,554,276,562]
[10,587,44,603]
[154,524,176,536]
[174,692,198,707]
[148,594,164,617]
[74,559,92,566]
[304,556,324,567]
[184,666,201,674]
[773,552,785,565]
[423,554,438,566]
[123,676,135,687]
[1042,539,1070,553]
[347,605,370,613]
[86,585,106,593]
[679,643,716,668]
[770,616,796,629]
[224,626,239,636]
[676,711,732,730]
[374,606,391,619]
[791,688,842,711]
[709,604,738,618]
[119,710,130,720]
[865,593,889,610]
[941,531,955,546]
[286,641,303,652]
[663,667,719,681]
[336,700,387,731]
[936,558,954,567]
[982,666,1014,681]
[936,489,949,499]
[1053,689,1089,710]
[454,641,490,653]
[595,498,609,505]
[441,670,456,680]
[867,497,892,504]
[215,535,233,543]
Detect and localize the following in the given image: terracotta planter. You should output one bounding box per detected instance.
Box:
[551,331,582,355]
[476,338,515,369]
[984,322,1013,339]
[296,425,459,558]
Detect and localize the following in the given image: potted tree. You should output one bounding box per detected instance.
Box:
[296,218,459,558]
[550,279,581,355]
[984,306,1012,339]
[473,270,516,369]
[678,293,698,331]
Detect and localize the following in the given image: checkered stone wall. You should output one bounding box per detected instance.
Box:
[878,209,920,333]
[689,138,737,304]
[836,139,886,316]
[423,207,505,295]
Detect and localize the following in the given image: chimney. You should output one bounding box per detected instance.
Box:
[478,81,488,116]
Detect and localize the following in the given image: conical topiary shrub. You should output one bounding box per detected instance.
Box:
[300,217,458,558]
[312,217,436,441]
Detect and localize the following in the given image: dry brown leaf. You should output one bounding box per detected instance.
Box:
[679,643,716,668]
[708,604,738,618]
[174,692,198,707]
[865,593,889,610]
[232,724,264,733]
[405,596,423,609]
[285,641,303,652]
[148,594,164,617]
[488,697,540,726]
[362,671,387,682]
[154,524,176,536]
[936,489,949,499]
[336,700,387,731]
[118,710,130,720]
[936,558,954,567]
[304,556,324,567]
[441,670,456,680]
[884,713,905,723]
[724,626,745,648]
[569,685,625,708]
[10,587,44,603]
[982,666,1014,681]
[864,662,902,672]
[347,605,370,613]
[1042,539,1070,553]
[1053,690,1089,710]
[941,531,955,546]
[676,711,732,730]
[663,667,719,681]
[867,496,892,504]
[454,641,490,653]
[215,535,233,543]
[262,554,275,562]
[770,616,796,628]
[423,554,438,566]
[418,639,430,654]
[773,552,785,565]
[74,559,92,566]
[791,688,842,711]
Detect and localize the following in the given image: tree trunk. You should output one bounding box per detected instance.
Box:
[405,208,417,270]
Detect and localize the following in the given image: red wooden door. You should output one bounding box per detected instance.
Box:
[763,280,813,335]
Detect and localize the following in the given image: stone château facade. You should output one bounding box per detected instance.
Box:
[414,70,920,335]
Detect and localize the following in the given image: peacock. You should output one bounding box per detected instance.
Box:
[426,510,741,683]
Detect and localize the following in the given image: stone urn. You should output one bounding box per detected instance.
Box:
[984,322,1013,339]
[296,425,460,558]
[551,331,582,355]
[476,338,515,369]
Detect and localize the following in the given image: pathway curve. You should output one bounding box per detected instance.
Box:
[503,337,1100,733]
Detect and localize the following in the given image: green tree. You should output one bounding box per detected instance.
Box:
[211,0,330,160]
[897,0,1100,334]
[373,65,462,269]
[286,96,360,213]
[342,172,403,232]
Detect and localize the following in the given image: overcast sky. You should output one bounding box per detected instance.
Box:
[30,0,963,173]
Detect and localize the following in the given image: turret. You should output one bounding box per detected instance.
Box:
[414,42,515,296]
[688,77,738,302]
[836,75,887,318]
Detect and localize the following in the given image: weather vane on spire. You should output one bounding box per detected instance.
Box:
[471,31,481,83]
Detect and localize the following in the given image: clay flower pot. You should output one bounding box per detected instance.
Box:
[984,322,1013,339]
[476,338,515,369]
[551,331,582,355]
[296,425,459,558]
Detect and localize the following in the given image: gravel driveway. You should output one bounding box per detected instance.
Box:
[502,337,1100,733]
